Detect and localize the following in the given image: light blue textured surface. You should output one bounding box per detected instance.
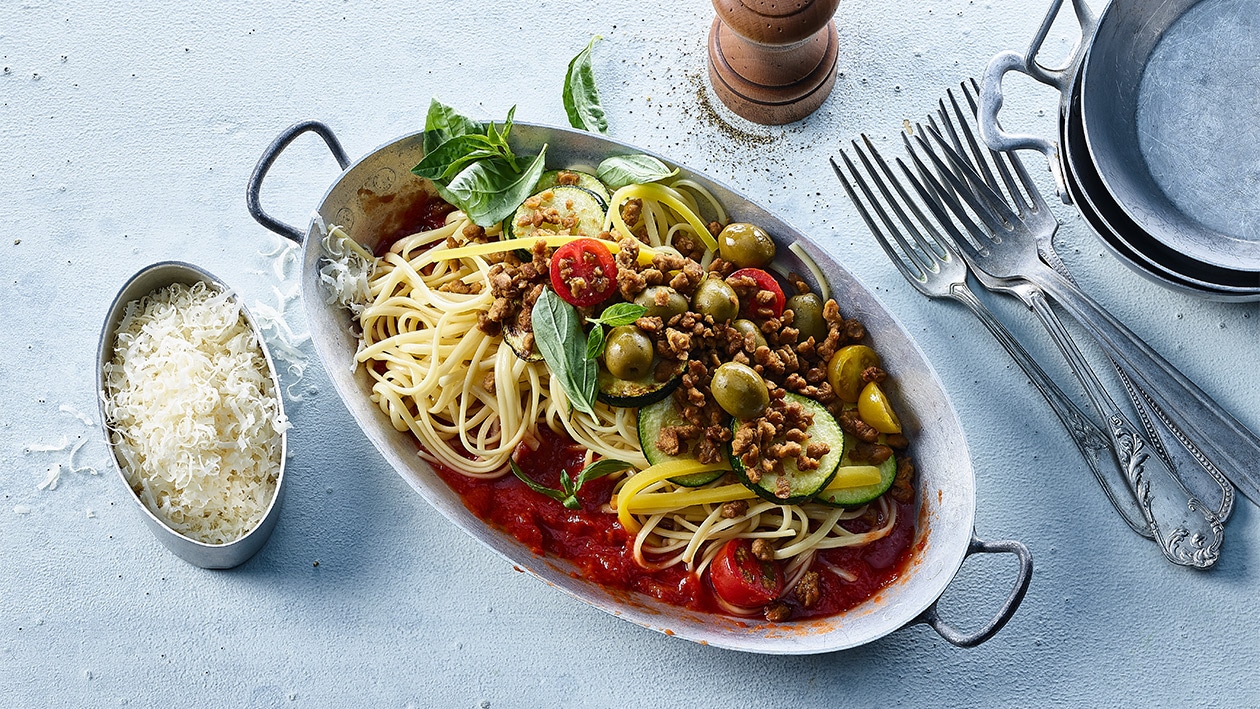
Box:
[2,0,1258,706]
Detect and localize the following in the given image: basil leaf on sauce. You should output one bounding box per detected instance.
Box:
[575,458,634,486]
[511,457,633,510]
[444,146,549,227]
[596,154,679,190]
[563,36,607,134]
[531,288,598,417]
[509,460,569,505]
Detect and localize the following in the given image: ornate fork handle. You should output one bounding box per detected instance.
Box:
[948,283,1153,538]
[1039,245,1234,521]
[1021,288,1223,567]
[1028,262,1260,506]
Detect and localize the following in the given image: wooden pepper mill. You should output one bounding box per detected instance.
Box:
[707,0,841,125]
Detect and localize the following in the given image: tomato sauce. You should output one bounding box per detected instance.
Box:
[364,188,457,257]
[434,427,917,621]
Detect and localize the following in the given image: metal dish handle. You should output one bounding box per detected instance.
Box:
[246,120,351,244]
[976,0,1097,200]
[913,532,1033,648]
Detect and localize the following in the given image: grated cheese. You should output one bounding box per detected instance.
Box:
[317,221,375,317]
[101,281,286,545]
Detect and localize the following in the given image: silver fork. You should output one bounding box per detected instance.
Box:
[832,140,1153,539]
[933,81,1234,525]
[898,113,1225,568]
[912,86,1260,514]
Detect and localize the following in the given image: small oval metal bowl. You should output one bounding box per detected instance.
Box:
[95,261,288,569]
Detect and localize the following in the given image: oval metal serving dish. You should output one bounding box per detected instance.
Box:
[247,121,1029,653]
[96,261,289,569]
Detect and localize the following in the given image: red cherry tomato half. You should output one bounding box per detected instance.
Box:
[727,268,785,319]
[709,538,785,608]
[549,238,620,308]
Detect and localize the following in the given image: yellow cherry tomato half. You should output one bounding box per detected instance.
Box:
[827,344,881,403]
[857,381,902,434]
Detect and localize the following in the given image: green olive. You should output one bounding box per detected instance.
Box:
[691,278,739,323]
[787,293,826,343]
[731,318,768,350]
[718,222,776,268]
[634,286,688,322]
[710,362,770,419]
[603,326,654,381]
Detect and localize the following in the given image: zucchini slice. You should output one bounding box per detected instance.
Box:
[534,170,611,206]
[730,392,845,504]
[503,323,543,363]
[813,432,897,508]
[505,185,607,241]
[596,360,684,408]
[637,397,729,487]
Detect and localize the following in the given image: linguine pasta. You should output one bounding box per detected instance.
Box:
[340,175,903,616]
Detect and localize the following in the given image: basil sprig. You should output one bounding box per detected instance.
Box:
[584,302,647,360]
[412,100,548,228]
[563,36,607,133]
[595,154,679,190]
[511,457,633,510]
[532,289,599,417]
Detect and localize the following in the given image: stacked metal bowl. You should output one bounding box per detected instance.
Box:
[981,0,1260,301]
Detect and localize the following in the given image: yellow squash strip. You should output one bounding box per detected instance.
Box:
[613,460,729,533]
[624,465,883,515]
[625,482,751,514]
[418,235,656,267]
[604,183,720,252]
[828,465,883,488]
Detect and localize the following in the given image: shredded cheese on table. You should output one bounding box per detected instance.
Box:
[101,281,287,545]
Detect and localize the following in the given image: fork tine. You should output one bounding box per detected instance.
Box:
[951,82,1034,218]
[928,98,1002,209]
[896,152,996,271]
[922,113,969,205]
[943,86,1033,219]
[834,143,938,279]
[894,140,992,258]
[854,136,954,265]
[830,151,929,286]
[913,125,1024,236]
[959,79,1051,215]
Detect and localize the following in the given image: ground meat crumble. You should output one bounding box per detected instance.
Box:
[478,239,551,356]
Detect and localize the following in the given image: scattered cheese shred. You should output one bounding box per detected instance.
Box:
[25,437,68,453]
[318,223,374,316]
[101,281,286,545]
[59,404,95,427]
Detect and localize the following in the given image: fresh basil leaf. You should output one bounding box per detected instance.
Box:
[585,325,606,361]
[561,495,581,510]
[411,134,497,181]
[531,289,599,417]
[575,458,634,486]
[596,154,679,190]
[500,105,516,145]
[564,36,607,133]
[444,146,549,227]
[430,181,462,212]
[560,470,576,497]
[591,302,647,328]
[510,459,568,504]
[423,98,484,154]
